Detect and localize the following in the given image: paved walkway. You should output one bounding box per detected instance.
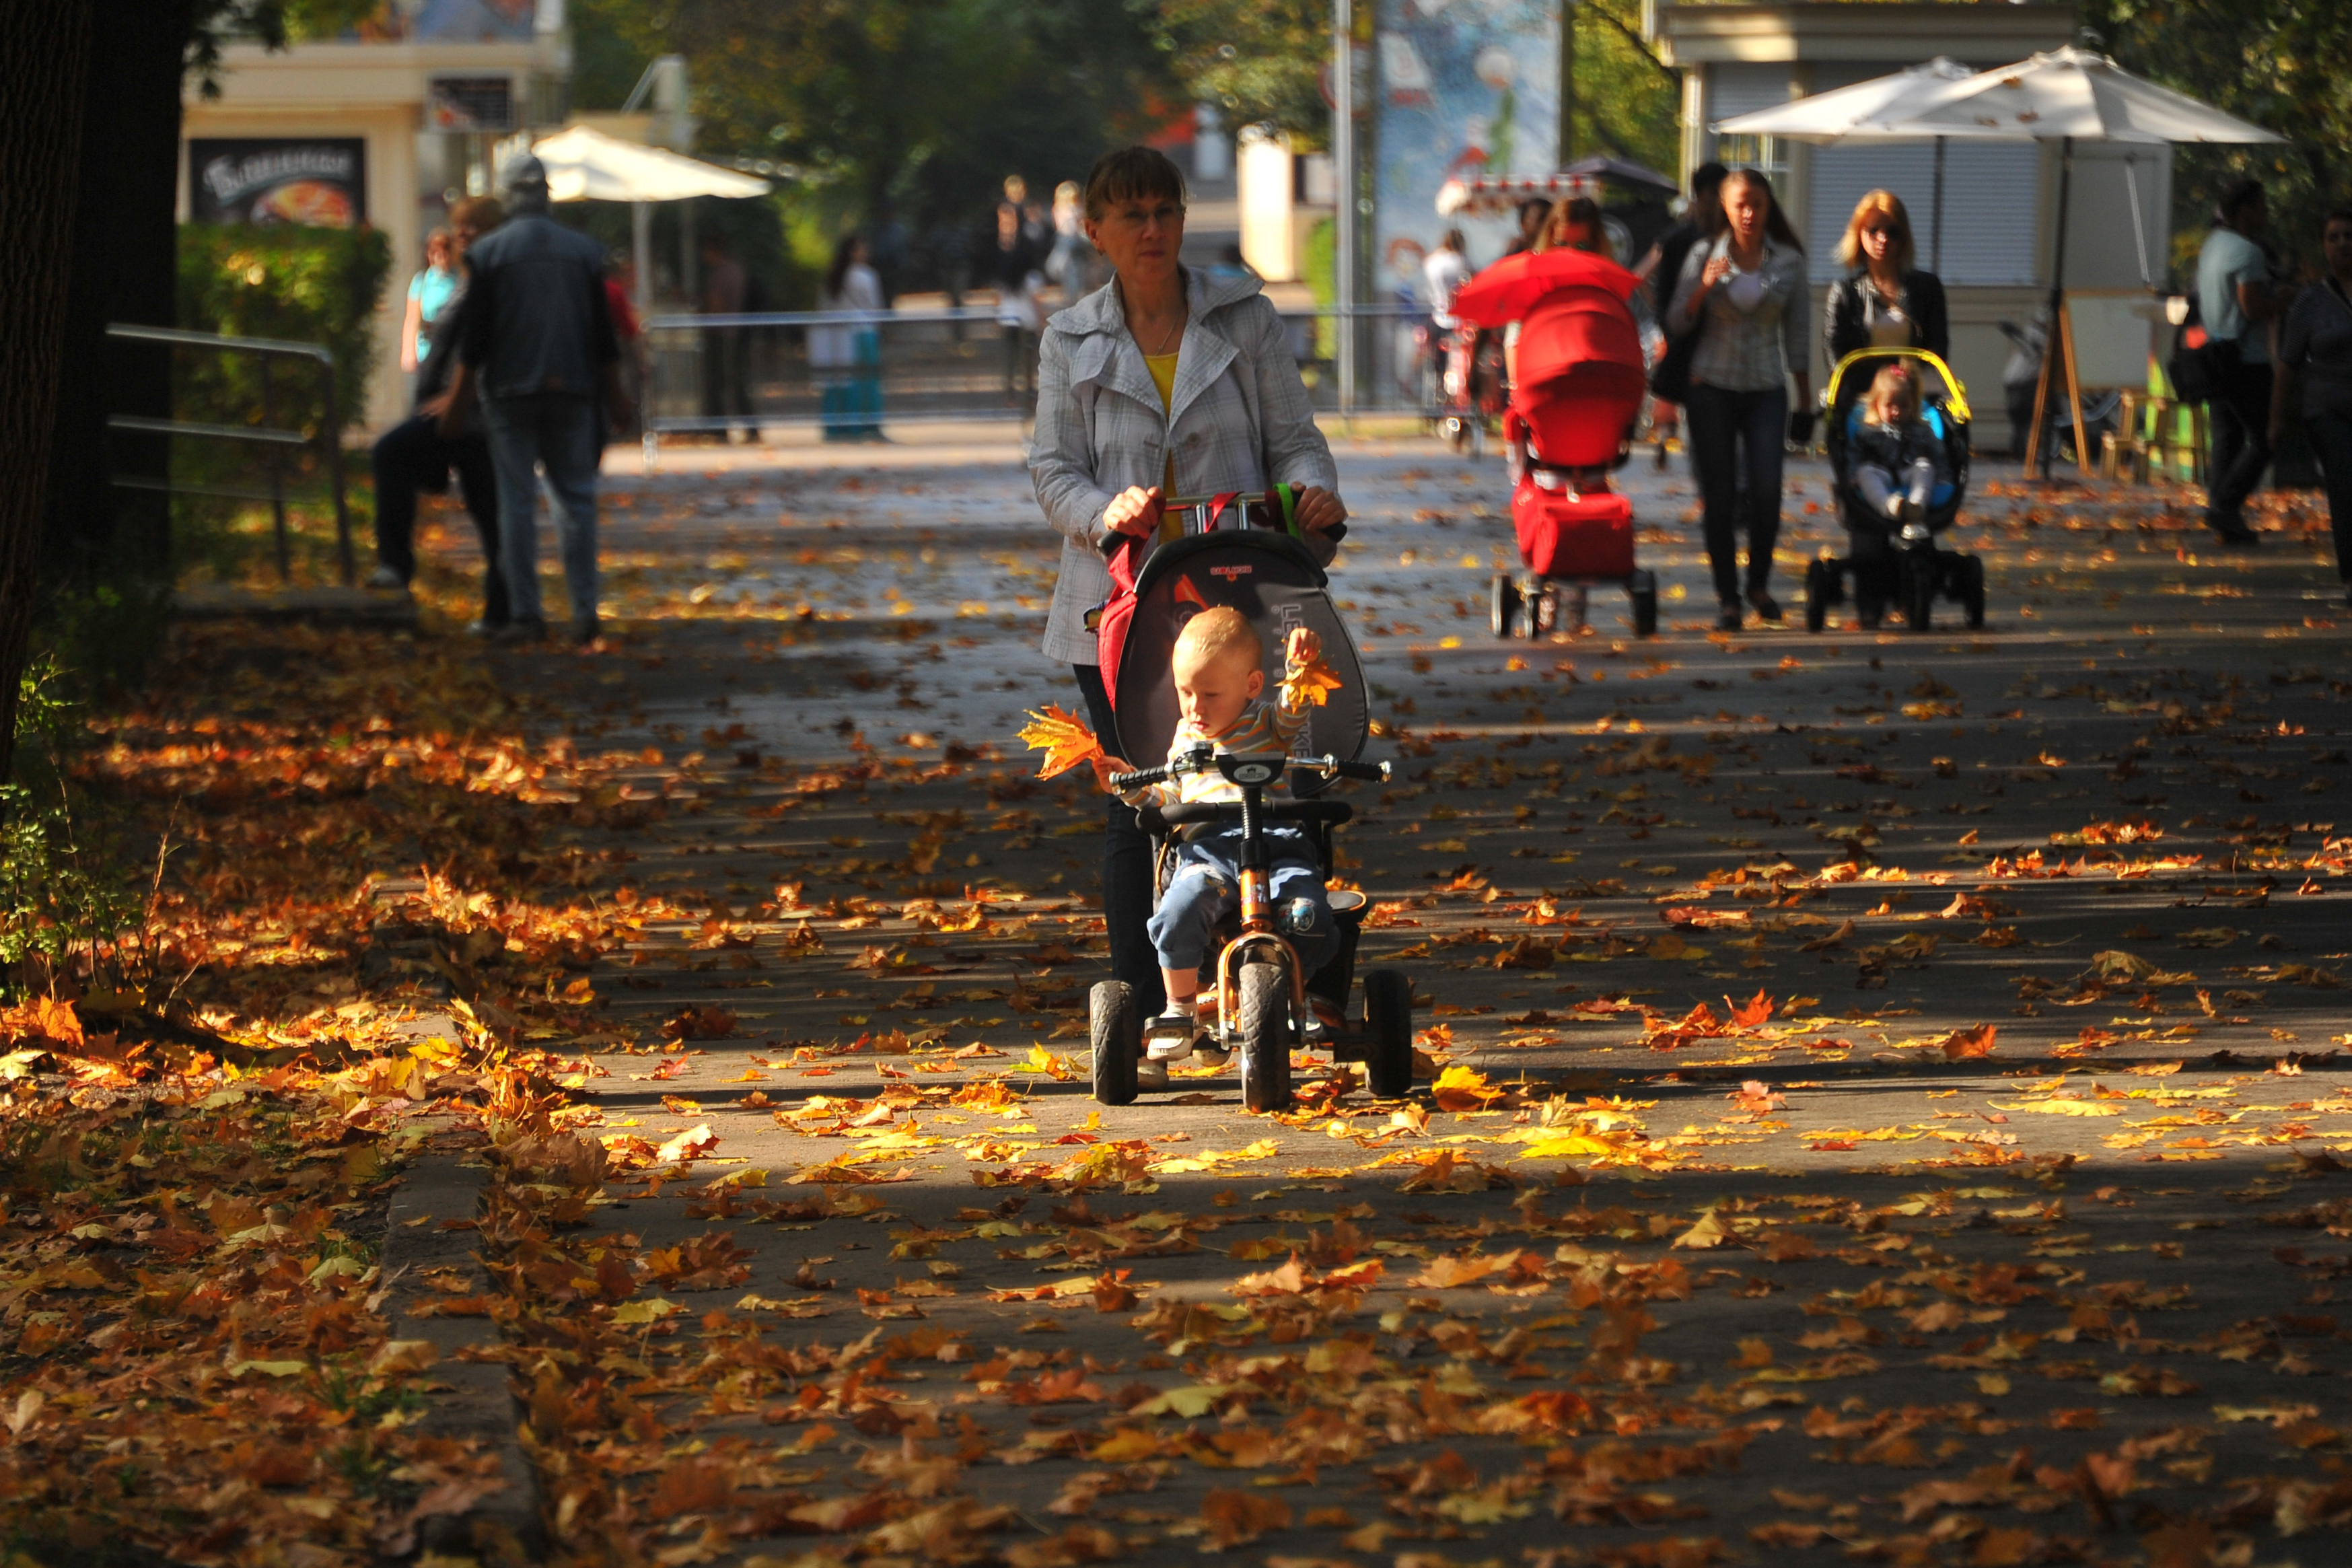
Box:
[408,430,2352,1565]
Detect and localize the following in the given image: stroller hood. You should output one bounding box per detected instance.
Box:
[1109,531,1371,771]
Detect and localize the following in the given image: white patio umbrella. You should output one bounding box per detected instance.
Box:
[1808,48,2284,476]
[1712,57,1976,270]
[532,124,771,203]
[530,125,773,314]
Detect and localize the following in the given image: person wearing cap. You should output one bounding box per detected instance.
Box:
[439,153,632,646]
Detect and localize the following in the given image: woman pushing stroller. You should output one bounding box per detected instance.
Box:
[1028,145,1348,1026]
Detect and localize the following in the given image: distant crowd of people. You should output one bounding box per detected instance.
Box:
[1416,162,2352,622]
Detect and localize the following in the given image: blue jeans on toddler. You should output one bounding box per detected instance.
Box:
[1147,824,1337,979]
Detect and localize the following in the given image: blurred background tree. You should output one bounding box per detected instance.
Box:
[575,0,1168,293]
[1139,0,1330,151]
[2082,0,2349,279]
[1570,0,1682,177]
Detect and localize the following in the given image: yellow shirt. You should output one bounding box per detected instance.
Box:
[1146,350,1181,544]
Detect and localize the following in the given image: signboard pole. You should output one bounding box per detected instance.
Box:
[1333,0,1356,425]
[1560,1,1576,165]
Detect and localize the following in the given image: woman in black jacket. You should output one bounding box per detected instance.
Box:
[1823,191,1948,417]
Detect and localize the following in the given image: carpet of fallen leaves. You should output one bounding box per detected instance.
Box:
[0,625,646,1563]
[8,456,2352,1568]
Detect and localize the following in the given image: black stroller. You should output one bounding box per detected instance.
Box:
[1088,502,1415,1111]
[1803,347,1986,633]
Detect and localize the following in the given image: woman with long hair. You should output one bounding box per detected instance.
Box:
[1534,195,1613,260]
[1666,168,1811,630]
[1823,190,1949,418]
[814,232,886,441]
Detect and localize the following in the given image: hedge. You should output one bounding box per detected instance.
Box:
[176,223,392,438]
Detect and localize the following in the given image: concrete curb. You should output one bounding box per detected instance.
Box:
[381,1134,543,1562]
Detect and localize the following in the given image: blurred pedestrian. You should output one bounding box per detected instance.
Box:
[439,154,631,647]
[1667,168,1810,631]
[700,232,754,443]
[1823,190,1948,421]
[1534,196,1616,261]
[2273,207,2352,602]
[995,197,1042,401]
[1047,179,1107,304]
[1424,227,1470,327]
[400,226,458,383]
[814,232,887,442]
[1503,197,1550,258]
[2199,178,2283,546]
[928,219,974,338]
[369,198,507,630]
[605,249,643,443]
[1635,162,1726,468]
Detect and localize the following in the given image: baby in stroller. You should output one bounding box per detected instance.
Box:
[1847,363,1952,528]
[1093,606,1336,1086]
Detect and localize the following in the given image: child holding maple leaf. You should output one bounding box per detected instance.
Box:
[1085,606,1340,1082]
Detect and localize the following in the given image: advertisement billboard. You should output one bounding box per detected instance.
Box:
[188,138,367,227]
[1372,0,1561,303]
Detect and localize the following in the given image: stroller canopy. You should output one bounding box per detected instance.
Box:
[1107,531,1370,772]
[1449,248,1639,331]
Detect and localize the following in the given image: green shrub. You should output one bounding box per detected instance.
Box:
[176,223,392,439]
[0,656,138,992]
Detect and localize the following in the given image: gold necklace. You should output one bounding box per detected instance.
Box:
[1139,310,1185,355]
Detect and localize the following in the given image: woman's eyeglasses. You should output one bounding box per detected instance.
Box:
[1106,203,1185,229]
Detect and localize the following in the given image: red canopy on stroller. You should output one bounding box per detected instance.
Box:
[1452,250,1647,470]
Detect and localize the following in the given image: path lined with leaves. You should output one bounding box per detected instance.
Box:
[3,438,2350,1567]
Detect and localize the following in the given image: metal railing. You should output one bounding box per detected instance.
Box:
[106,323,353,585]
[636,301,1446,454]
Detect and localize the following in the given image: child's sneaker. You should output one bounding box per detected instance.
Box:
[1144,1007,1206,1062]
[1137,1057,1170,1090]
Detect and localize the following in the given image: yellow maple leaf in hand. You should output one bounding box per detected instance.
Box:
[1283,653,1344,708]
[1016,705,1104,779]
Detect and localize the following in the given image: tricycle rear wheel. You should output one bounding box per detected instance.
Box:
[1361,968,1414,1098]
[1089,981,1139,1105]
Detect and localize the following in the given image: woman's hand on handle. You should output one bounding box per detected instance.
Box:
[1101,486,1162,540]
[1293,485,1346,534]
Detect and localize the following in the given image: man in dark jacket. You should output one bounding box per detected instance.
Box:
[369,195,507,631]
[439,154,631,645]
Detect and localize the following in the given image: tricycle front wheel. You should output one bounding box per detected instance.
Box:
[1237,963,1293,1112]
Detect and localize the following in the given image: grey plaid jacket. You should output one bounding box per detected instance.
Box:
[1028,267,1339,665]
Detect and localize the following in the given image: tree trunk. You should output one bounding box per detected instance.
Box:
[42,1,191,612]
[0,3,96,781]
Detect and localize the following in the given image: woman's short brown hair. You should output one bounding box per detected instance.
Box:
[1082,145,1187,222]
[448,195,505,232]
[1837,190,1915,274]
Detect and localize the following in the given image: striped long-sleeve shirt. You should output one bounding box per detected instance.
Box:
[1119,688,1312,810]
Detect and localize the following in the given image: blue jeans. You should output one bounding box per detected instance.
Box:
[1684,382,1788,604]
[1147,824,1336,976]
[1074,665,1163,1013]
[483,392,602,625]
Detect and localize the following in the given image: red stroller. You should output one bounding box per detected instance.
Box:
[1452,250,1659,639]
